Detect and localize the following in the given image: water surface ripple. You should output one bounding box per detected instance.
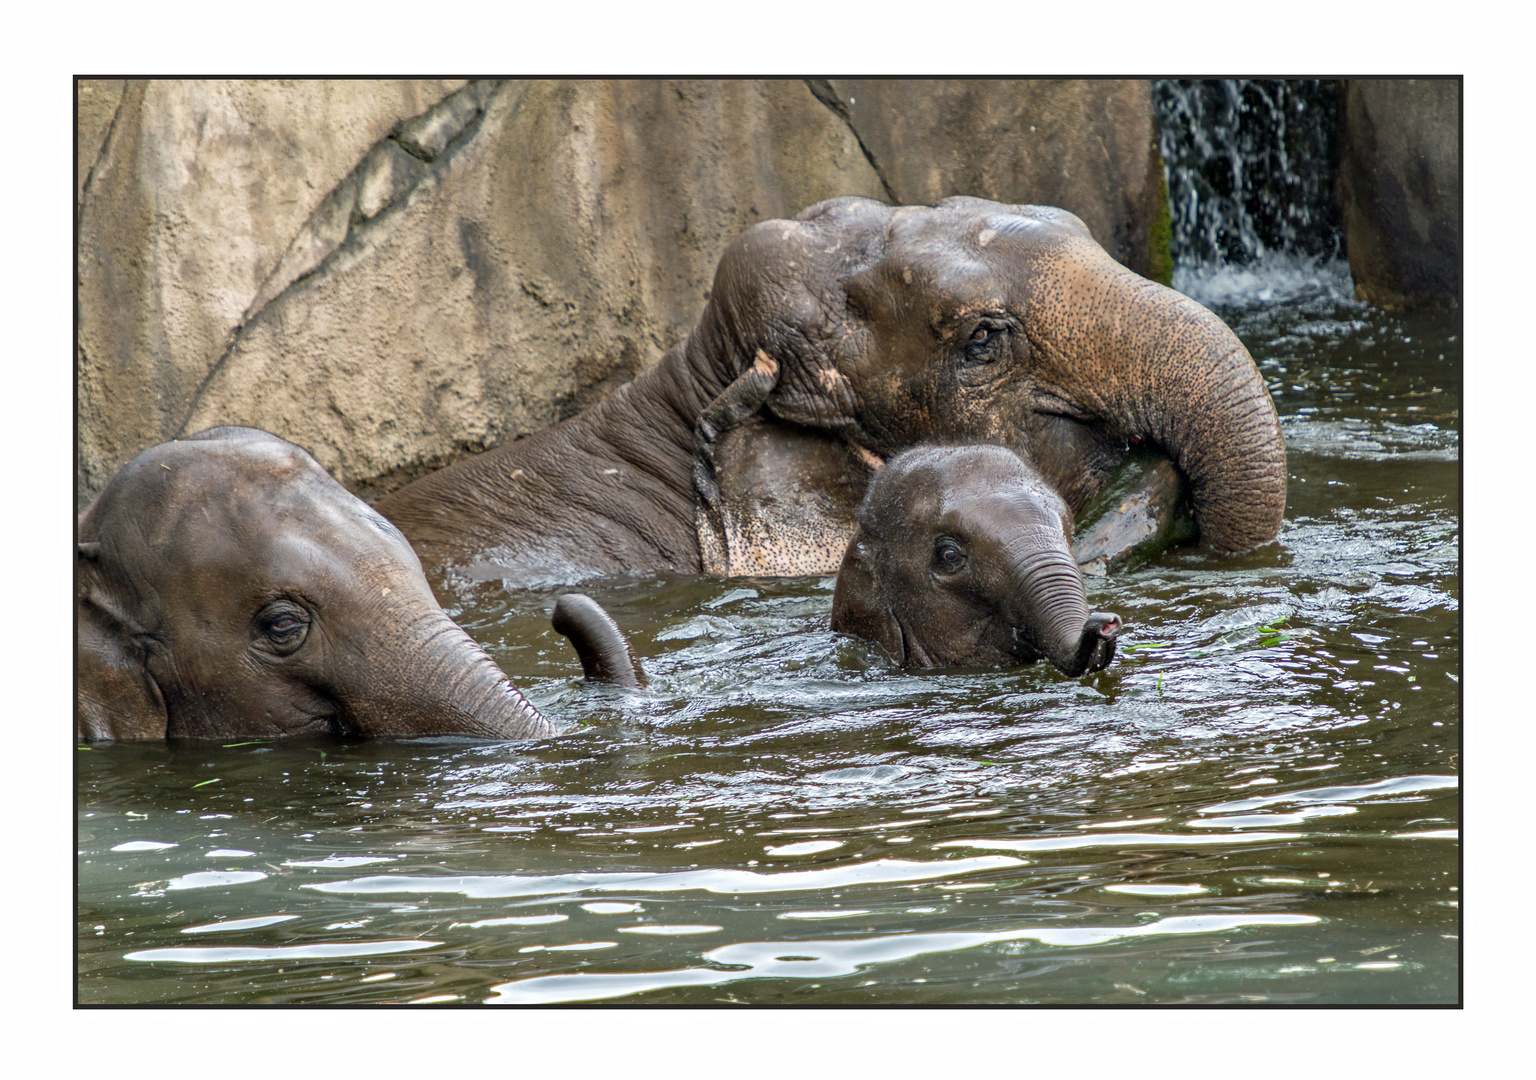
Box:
[78,281,1458,1005]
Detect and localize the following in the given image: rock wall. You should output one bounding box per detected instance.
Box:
[824,79,1165,275]
[1337,78,1460,311]
[76,79,1165,509]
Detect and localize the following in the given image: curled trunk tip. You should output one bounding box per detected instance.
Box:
[1047,611,1122,677]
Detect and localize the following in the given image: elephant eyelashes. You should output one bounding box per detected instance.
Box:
[933,538,967,573]
[255,601,311,655]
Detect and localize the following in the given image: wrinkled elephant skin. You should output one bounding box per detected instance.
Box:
[76,427,555,741]
[377,196,1285,586]
[831,444,1121,674]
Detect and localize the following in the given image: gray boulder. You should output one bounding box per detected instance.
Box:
[1337,78,1460,311]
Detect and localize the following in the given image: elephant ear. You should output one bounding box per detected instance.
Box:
[708,198,894,437]
[686,200,897,577]
[696,414,878,578]
[76,542,167,740]
[829,531,905,665]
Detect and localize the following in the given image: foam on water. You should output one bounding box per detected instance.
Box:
[1174,254,1355,310]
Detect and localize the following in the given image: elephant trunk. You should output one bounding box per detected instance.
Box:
[999,525,1119,676]
[552,593,648,688]
[1067,269,1287,553]
[340,611,555,740]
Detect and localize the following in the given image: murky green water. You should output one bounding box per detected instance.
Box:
[77,263,1459,1005]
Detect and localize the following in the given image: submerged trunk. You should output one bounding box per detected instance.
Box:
[1047,254,1287,554]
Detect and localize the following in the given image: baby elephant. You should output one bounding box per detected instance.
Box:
[77,427,557,741]
[831,444,1122,674]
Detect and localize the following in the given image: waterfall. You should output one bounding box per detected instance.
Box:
[1152,79,1351,307]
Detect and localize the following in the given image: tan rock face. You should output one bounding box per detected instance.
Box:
[76,79,1162,509]
[1338,79,1460,311]
[826,80,1161,273]
[77,79,470,505]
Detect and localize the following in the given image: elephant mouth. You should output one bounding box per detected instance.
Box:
[1011,612,1122,677]
[898,619,937,668]
[286,711,347,738]
[1007,624,1048,665]
[1079,612,1122,674]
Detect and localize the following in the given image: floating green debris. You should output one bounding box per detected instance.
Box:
[221,740,276,748]
[192,778,221,788]
[1247,617,1291,649]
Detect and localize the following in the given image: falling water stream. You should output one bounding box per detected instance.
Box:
[76,83,1459,1006]
[1153,79,1347,308]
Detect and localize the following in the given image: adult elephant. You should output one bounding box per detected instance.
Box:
[377,196,1285,584]
[76,427,565,741]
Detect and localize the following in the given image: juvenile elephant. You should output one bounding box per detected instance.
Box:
[76,427,563,741]
[377,196,1285,585]
[831,444,1121,674]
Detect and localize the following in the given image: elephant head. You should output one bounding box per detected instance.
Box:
[831,443,1121,673]
[698,195,1285,555]
[76,427,554,741]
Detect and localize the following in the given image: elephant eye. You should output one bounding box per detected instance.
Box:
[255,600,311,656]
[933,538,968,573]
[962,319,1009,363]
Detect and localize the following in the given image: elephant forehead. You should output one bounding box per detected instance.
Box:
[856,245,1034,334]
[868,447,1043,533]
[936,486,1066,541]
[95,431,313,530]
[231,494,419,579]
[129,459,418,594]
[884,201,1086,258]
[883,443,1029,489]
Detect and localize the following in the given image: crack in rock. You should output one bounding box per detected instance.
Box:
[176,80,511,442]
[804,79,896,203]
[392,84,493,162]
[76,80,131,230]
[240,80,506,325]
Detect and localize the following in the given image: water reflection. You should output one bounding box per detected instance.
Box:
[487,913,1323,1004]
[305,855,1029,898]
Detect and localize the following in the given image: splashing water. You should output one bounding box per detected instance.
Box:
[1154,79,1348,308]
